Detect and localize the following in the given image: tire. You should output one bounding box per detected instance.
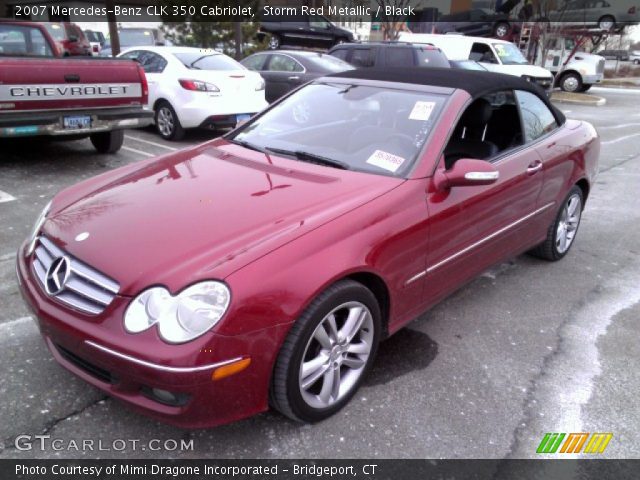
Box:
[579,84,592,92]
[270,279,381,423]
[598,15,615,31]
[633,59,640,65]
[154,101,185,141]
[559,72,582,93]
[494,22,510,39]
[90,130,124,153]
[268,34,281,50]
[529,186,584,261]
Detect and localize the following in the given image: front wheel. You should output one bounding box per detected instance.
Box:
[529,186,583,261]
[90,130,124,153]
[559,72,583,93]
[270,280,381,423]
[579,84,592,92]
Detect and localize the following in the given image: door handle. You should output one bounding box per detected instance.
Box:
[527,161,543,174]
[288,76,300,81]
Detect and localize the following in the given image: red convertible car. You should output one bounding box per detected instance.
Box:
[17,69,599,428]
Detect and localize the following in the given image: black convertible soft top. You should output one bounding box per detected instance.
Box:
[328,67,565,125]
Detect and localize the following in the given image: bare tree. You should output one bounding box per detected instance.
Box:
[373,0,422,41]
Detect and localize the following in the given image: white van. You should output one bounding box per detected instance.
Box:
[398,33,554,93]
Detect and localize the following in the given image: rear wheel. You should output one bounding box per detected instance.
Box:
[90,130,124,153]
[154,101,184,141]
[268,34,281,50]
[270,280,381,423]
[529,186,583,261]
[494,22,510,39]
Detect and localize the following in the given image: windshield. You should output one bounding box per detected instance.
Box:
[492,43,528,65]
[228,82,446,178]
[174,52,243,70]
[119,29,155,47]
[306,54,354,72]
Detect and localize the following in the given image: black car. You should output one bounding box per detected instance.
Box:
[328,42,450,70]
[258,14,355,50]
[434,8,516,39]
[241,50,354,102]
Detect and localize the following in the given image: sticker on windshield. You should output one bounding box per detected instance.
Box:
[366,150,406,173]
[409,101,435,121]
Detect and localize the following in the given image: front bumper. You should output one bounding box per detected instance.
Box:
[16,245,287,428]
[582,74,604,85]
[0,107,153,138]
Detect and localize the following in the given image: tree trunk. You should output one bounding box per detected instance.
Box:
[105,0,120,56]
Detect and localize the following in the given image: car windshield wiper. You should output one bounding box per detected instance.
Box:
[227,138,267,153]
[265,147,350,170]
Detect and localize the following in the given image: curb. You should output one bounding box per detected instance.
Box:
[551,93,606,106]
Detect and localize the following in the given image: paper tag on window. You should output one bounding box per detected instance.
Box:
[409,101,435,121]
[366,150,405,173]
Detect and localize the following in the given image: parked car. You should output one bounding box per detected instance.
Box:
[100,28,167,57]
[118,46,267,140]
[328,41,450,69]
[434,8,516,39]
[17,67,599,428]
[258,14,355,50]
[0,20,153,153]
[631,50,640,64]
[400,33,554,94]
[241,50,354,102]
[43,22,91,56]
[84,29,105,56]
[597,49,630,60]
[545,0,638,31]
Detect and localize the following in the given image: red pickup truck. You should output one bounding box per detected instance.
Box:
[0,20,153,153]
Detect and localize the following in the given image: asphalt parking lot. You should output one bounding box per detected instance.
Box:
[1,87,639,459]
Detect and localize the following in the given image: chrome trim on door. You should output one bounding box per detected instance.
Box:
[404,202,556,286]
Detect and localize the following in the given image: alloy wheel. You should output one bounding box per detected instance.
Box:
[555,193,581,254]
[156,107,174,137]
[298,301,374,409]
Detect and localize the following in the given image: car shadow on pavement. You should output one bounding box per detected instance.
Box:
[365,328,438,387]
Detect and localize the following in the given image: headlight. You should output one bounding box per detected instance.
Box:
[26,200,51,256]
[521,75,533,82]
[124,281,231,344]
[255,78,265,91]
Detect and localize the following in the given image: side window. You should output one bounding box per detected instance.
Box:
[120,50,141,61]
[515,90,558,142]
[137,51,167,73]
[470,43,497,63]
[242,54,266,71]
[309,15,330,29]
[384,47,415,67]
[350,48,374,67]
[267,54,303,72]
[330,48,349,61]
[444,91,523,168]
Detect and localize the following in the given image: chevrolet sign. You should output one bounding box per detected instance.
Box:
[0,84,142,101]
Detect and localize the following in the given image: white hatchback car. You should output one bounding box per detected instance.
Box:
[118,46,268,140]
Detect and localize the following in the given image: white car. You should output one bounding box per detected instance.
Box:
[118,46,268,140]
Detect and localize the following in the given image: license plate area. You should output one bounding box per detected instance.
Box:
[63,115,92,130]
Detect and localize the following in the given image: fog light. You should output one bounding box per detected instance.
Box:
[141,387,190,406]
[212,357,251,381]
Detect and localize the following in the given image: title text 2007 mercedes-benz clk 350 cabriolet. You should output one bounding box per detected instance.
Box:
[17,68,599,428]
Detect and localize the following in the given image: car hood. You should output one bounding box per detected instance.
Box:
[43,139,402,296]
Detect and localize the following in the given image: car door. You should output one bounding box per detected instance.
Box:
[308,15,335,48]
[422,91,545,304]
[262,54,305,102]
[515,90,575,218]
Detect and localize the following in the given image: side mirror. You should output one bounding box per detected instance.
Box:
[434,158,499,190]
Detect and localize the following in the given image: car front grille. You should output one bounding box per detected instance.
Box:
[32,236,119,315]
[597,59,605,74]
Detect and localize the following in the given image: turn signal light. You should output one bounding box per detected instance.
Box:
[212,358,251,381]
